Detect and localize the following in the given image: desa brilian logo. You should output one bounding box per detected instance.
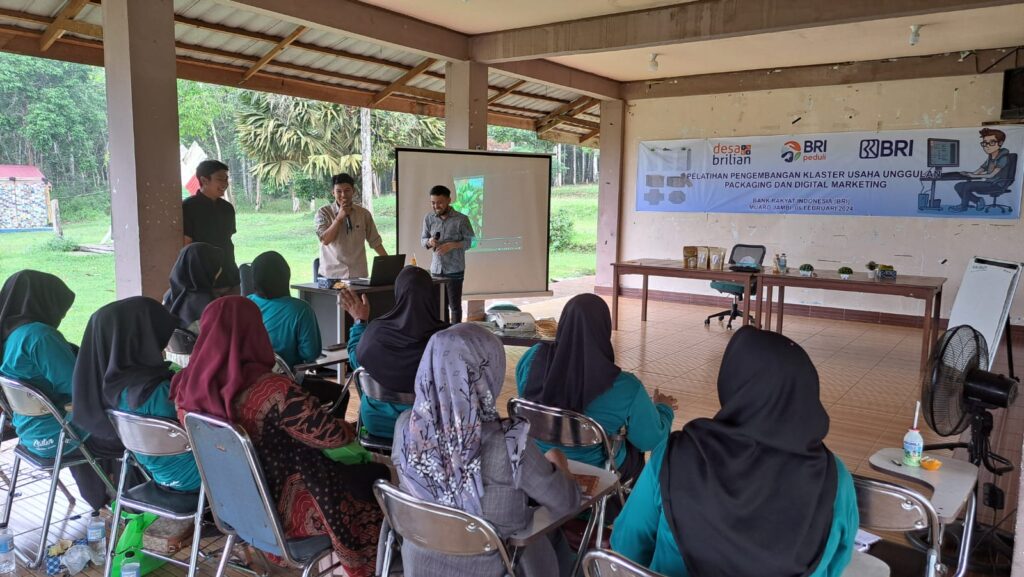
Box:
[781,139,827,163]
[711,143,751,166]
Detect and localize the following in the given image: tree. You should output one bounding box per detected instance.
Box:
[177,80,240,202]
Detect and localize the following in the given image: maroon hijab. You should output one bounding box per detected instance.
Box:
[170,296,276,419]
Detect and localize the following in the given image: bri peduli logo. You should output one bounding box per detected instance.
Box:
[781,140,827,163]
[712,143,752,166]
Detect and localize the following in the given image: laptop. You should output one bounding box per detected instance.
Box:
[349,254,406,286]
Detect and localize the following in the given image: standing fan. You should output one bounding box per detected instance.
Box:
[912,325,1019,574]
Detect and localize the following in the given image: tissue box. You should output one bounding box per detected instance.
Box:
[878,269,898,280]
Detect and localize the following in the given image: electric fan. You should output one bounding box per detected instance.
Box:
[912,324,1019,574]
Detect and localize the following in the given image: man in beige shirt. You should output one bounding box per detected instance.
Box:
[314,173,387,279]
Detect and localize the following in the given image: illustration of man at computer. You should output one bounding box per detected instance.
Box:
[949,128,1015,213]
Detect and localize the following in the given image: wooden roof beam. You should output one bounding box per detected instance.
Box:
[40,0,89,51]
[240,24,306,83]
[0,7,101,38]
[579,127,600,145]
[370,57,436,106]
[488,79,526,104]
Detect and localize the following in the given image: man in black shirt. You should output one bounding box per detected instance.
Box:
[182,160,240,294]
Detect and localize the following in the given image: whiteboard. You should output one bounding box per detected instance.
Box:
[947,257,1022,369]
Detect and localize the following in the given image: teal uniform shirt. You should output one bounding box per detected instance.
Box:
[347,322,412,439]
[515,344,674,468]
[117,381,201,492]
[248,294,322,368]
[611,441,858,577]
[0,322,81,458]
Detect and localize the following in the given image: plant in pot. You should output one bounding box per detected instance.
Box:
[865,261,878,279]
[838,266,853,280]
[799,263,814,277]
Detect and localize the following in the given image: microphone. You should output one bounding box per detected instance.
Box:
[431,232,440,250]
[345,215,352,233]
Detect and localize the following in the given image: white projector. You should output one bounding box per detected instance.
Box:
[486,311,536,333]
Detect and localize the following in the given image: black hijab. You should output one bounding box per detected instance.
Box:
[660,326,837,577]
[356,266,447,394]
[252,251,290,299]
[72,297,177,440]
[0,270,75,352]
[522,293,620,413]
[162,242,223,327]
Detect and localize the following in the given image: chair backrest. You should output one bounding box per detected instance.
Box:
[239,263,255,297]
[373,480,515,573]
[507,397,617,469]
[106,410,191,457]
[728,244,767,267]
[995,153,1018,189]
[853,475,941,576]
[183,411,294,563]
[166,329,197,368]
[272,354,296,381]
[0,376,62,419]
[582,549,666,577]
[352,367,415,405]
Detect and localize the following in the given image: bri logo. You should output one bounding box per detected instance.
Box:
[781,139,827,163]
[859,139,913,159]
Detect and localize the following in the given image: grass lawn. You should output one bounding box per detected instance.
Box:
[0,185,597,343]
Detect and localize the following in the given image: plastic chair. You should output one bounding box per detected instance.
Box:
[239,263,255,297]
[506,397,624,548]
[981,152,1017,213]
[104,410,206,577]
[853,475,942,577]
[348,367,414,453]
[0,376,117,568]
[582,549,666,577]
[166,328,197,369]
[704,244,766,329]
[183,411,338,577]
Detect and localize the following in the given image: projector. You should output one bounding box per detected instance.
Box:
[487,311,536,333]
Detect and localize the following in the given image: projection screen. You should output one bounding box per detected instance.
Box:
[395,148,552,298]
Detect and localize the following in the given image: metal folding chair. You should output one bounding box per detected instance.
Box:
[0,376,117,567]
[507,397,625,546]
[166,328,197,369]
[348,367,414,453]
[183,411,338,577]
[853,475,943,577]
[104,410,207,577]
[582,548,666,577]
[272,354,298,382]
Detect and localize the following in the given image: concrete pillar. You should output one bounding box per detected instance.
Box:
[103,0,182,299]
[595,100,625,288]
[444,61,488,150]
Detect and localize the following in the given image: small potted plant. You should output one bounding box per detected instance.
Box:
[865,261,878,280]
[799,263,814,277]
[878,264,898,280]
[838,266,853,280]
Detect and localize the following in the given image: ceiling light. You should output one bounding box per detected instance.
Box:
[648,53,659,73]
[909,25,922,46]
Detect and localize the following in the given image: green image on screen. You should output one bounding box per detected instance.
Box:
[452,175,484,249]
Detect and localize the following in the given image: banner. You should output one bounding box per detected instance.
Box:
[636,126,1023,219]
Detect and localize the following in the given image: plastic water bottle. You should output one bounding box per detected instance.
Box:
[87,515,106,566]
[121,551,141,577]
[0,524,14,575]
[903,401,924,467]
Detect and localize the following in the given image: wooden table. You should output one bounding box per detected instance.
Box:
[758,271,945,371]
[611,259,758,330]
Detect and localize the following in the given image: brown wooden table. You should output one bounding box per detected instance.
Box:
[611,259,758,330]
[758,270,945,371]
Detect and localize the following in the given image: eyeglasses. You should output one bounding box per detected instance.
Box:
[981,140,1000,147]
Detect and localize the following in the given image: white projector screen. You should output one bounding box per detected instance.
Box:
[396,148,552,298]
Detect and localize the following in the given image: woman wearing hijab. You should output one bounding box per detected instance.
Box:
[162,242,223,331]
[393,323,581,577]
[0,270,123,512]
[611,327,858,577]
[247,251,322,368]
[72,297,201,491]
[515,293,675,483]
[340,266,447,439]
[170,297,387,577]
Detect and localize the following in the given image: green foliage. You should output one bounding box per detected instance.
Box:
[549,208,576,251]
[290,172,323,203]
[44,235,78,252]
[838,266,853,275]
[452,177,484,247]
[58,192,111,222]
[799,263,814,271]
[487,126,555,154]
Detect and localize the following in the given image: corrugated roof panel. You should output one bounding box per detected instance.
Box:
[261,64,385,93]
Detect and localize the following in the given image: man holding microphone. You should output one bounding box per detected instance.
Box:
[421,185,474,323]
[314,173,386,279]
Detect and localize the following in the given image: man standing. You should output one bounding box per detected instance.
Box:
[953,128,1014,212]
[182,160,239,295]
[315,173,386,279]
[422,185,474,323]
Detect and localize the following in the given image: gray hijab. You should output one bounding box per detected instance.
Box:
[397,323,529,516]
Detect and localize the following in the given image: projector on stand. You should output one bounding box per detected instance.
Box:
[486,311,536,333]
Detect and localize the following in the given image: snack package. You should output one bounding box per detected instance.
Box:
[682,246,698,268]
[708,247,727,270]
[697,246,710,269]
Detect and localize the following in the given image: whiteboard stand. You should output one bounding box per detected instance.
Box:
[946,257,1021,375]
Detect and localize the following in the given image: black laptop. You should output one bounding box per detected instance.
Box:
[349,254,406,286]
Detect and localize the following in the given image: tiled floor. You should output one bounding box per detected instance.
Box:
[6,291,1022,576]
